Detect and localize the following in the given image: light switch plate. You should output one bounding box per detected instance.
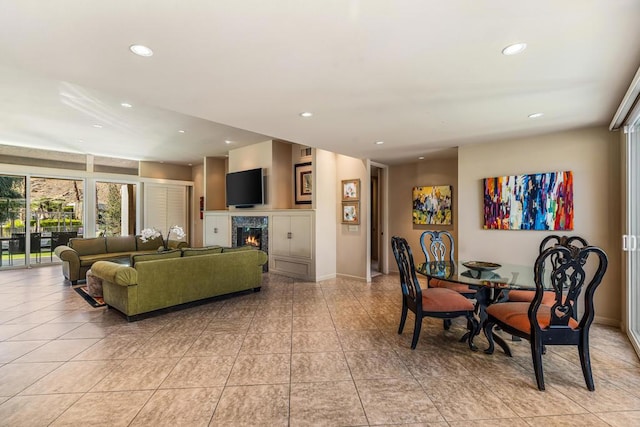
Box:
[348,225,358,232]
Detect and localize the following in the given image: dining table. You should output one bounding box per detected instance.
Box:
[416,260,547,352]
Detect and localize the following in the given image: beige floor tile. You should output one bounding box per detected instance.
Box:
[0,362,62,396]
[345,350,412,380]
[13,338,100,362]
[448,419,529,427]
[91,357,179,391]
[290,380,367,426]
[594,410,640,426]
[595,368,640,397]
[131,387,222,427]
[58,322,120,339]
[337,329,393,351]
[186,332,245,356]
[20,359,120,395]
[129,333,197,358]
[0,323,37,340]
[292,315,335,332]
[292,330,341,353]
[51,390,153,426]
[291,351,352,383]
[249,315,292,333]
[72,336,147,360]
[227,353,291,385]
[240,332,292,354]
[211,384,289,426]
[356,377,445,425]
[420,376,517,421]
[160,356,234,388]
[292,302,331,317]
[205,317,252,333]
[0,340,47,363]
[0,393,82,427]
[523,413,612,426]
[7,322,84,341]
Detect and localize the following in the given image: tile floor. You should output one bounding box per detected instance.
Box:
[0,265,640,426]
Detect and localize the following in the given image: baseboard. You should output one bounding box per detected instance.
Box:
[594,315,622,328]
[336,273,368,282]
[314,273,336,282]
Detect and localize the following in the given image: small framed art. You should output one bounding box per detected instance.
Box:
[342,201,360,224]
[294,162,312,204]
[342,179,360,201]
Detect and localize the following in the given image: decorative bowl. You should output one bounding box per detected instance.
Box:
[462,261,501,272]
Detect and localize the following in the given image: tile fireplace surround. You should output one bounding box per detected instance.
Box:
[232,215,268,271]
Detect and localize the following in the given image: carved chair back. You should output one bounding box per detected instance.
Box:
[391,236,422,312]
[420,230,454,263]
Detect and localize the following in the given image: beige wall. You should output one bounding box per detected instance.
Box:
[315,149,337,280]
[458,126,622,325]
[271,141,293,209]
[388,156,458,270]
[204,157,227,210]
[336,154,369,280]
[139,161,192,181]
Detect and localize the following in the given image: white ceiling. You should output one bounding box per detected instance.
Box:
[0,1,639,165]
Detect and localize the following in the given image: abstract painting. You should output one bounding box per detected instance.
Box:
[483,171,573,230]
[412,185,452,225]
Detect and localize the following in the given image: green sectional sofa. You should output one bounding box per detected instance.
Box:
[90,246,268,321]
[54,235,187,284]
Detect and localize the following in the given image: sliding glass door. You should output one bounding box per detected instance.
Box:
[95,181,136,237]
[0,175,27,268]
[626,120,640,355]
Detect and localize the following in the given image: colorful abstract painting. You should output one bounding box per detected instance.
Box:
[412,185,452,225]
[483,171,573,230]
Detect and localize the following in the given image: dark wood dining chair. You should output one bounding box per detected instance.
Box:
[420,230,477,298]
[483,244,608,391]
[508,235,589,315]
[392,236,477,350]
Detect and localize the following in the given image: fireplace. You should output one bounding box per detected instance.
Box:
[231,216,268,272]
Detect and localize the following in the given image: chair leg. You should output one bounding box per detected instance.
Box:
[398,303,408,334]
[411,315,422,349]
[531,337,545,391]
[443,319,452,330]
[579,333,595,391]
[483,320,496,354]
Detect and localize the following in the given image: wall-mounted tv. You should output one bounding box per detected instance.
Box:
[226,167,264,207]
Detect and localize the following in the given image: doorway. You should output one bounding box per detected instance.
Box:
[370,165,386,277]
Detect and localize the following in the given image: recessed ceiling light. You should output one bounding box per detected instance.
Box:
[120,102,132,108]
[92,124,103,128]
[418,156,425,160]
[178,130,185,133]
[375,141,385,145]
[225,140,233,144]
[299,112,313,118]
[129,44,153,57]
[502,42,527,56]
[188,163,193,166]
[78,139,84,143]
[528,112,544,119]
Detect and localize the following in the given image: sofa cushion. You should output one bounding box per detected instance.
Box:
[221,246,255,253]
[136,235,165,251]
[106,235,137,253]
[182,246,223,257]
[130,249,182,267]
[69,237,107,256]
[79,252,134,267]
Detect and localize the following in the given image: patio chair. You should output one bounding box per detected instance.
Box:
[392,236,477,350]
[50,231,78,261]
[483,244,608,390]
[8,233,42,264]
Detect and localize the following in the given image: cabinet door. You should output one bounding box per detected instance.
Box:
[271,215,292,256]
[204,214,230,246]
[289,215,312,259]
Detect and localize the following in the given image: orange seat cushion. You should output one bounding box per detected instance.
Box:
[508,289,556,305]
[430,278,477,295]
[487,302,579,334]
[422,288,475,312]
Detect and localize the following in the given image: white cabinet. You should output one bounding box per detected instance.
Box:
[203,212,230,246]
[270,211,314,279]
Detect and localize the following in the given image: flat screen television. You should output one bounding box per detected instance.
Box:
[226,167,264,207]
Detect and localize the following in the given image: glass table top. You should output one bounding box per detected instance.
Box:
[416,260,541,290]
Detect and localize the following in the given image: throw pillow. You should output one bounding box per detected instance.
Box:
[182,246,223,257]
[130,249,181,267]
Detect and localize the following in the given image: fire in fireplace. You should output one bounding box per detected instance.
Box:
[237,227,262,250]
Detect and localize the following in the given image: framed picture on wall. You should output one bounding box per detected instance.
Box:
[342,201,360,224]
[294,162,312,204]
[342,179,360,201]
